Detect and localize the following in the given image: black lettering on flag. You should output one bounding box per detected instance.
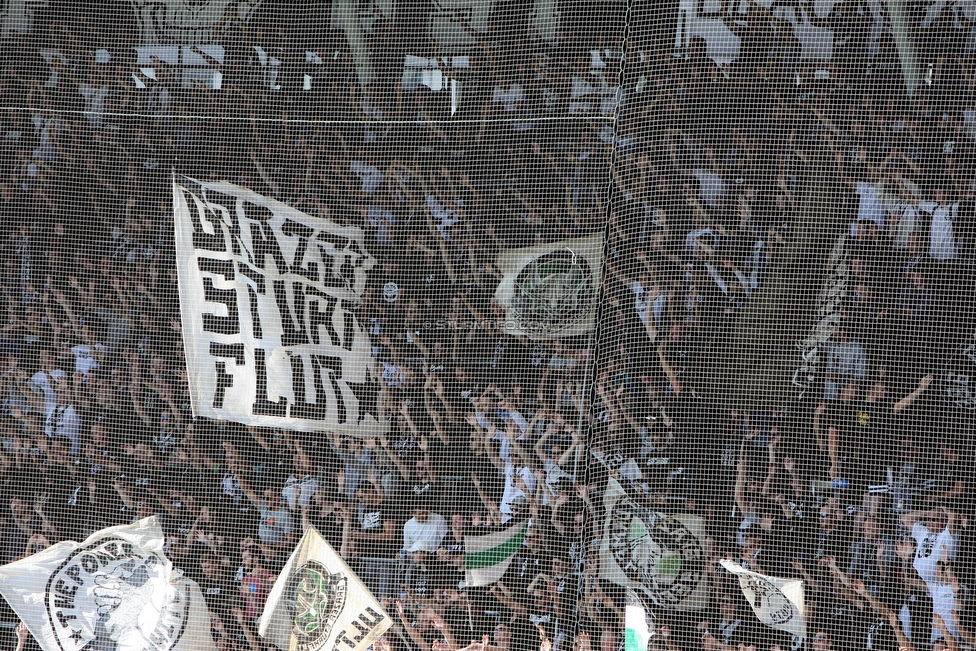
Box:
[246,285,263,339]
[236,260,266,294]
[280,219,314,274]
[189,197,229,252]
[210,343,245,364]
[289,353,346,423]
[336,631,357,648]
[55,610,77,628]
[253,348,286,416]
[253,221,291,275]
[201,277,239,335]
[210,345,244,410]
[341,310,355,351]
[197,257,234,280]
[274,280,307,347]
[307,289,338,346]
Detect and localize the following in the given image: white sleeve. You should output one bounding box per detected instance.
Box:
[402,521,416,550]
[938,528,958,561]
[911,521,928,546]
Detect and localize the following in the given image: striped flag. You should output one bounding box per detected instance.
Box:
[464,521,528,587]
[625,590,653,651]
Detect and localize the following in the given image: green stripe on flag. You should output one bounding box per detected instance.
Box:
[465,525,526,570]
[625,629,642,651]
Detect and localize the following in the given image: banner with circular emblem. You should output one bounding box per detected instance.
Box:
[719,560,806,642]
[259,526,392,651]
[0,517,215,651]
[600,478,709,611]
[494,234,604,340]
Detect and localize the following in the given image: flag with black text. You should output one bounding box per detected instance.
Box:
[173,176,385,435]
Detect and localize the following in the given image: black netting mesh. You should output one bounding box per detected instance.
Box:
[0,2,972,651]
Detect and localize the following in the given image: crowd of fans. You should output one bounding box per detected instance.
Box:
[1,2,976,651]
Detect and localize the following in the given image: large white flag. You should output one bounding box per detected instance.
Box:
[494,234,603,339]
[259,526,392,651]
[173,176,385,436]
[720,560,806,641]
[600,478,708,611]
[0,517,214,651]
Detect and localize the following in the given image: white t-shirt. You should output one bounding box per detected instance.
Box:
[71,344,104,375]
[30,369,65,427]
[911,522,957,584]
[282,474,318,511]
[928,202,959,261]
[51,404,81,456]
[894,204,918,249]
[402,512,448,553]
[855,182,885,231]
[694,170,727,207]
[930,581,959,643]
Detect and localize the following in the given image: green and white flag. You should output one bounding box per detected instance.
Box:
[719,560,806,642]
[464,520,528,587]
[494,234,603,339]
[259,527,391,651]
[625,590,653,651]
[601,478,709,611]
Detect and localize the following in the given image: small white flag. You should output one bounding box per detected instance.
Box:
[259,527,392,651]
[720,560,806,641]
[625,590,653,651]
[464,520,528,587]
[0,517,214,651]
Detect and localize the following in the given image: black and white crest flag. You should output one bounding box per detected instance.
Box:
[173,176,385,436]
[600,478,709,611]
[0,517,214,651]
[259,527,392,651]
[720,560,806,641]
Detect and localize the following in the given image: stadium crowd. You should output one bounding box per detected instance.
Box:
[1,2,976,651]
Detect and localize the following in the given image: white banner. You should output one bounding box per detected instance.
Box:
[173,176,386,436]
[793,234,848,392]
[600,478,708,611]
[259,527,392,651]
[0,517,214,651]
[132,0,265,45]
[720,560,806,641]
[494,234,603,339]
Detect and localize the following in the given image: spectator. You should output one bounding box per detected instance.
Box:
[402,498,448,559]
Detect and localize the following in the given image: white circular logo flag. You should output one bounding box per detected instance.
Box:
[0,517,215,651]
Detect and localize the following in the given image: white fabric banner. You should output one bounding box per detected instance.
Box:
[720,560,806,641]
[259,526,392,651]
[600,478,709,611]
[0,517,214,651]
[173,176,386,436]
[494,234,603,339]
